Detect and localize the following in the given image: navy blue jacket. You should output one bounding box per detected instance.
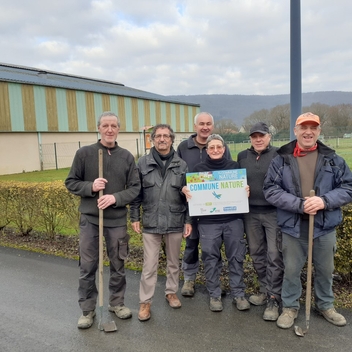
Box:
[263,140,352,238]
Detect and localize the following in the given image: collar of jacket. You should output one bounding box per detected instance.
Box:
[98,140,118,150]
[186,133,199,149]
[277,139,335,158]
[145,150,181,167]
[248,144,272,155]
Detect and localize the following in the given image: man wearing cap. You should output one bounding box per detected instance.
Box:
[237,122,283,321]
[263,112,352,329]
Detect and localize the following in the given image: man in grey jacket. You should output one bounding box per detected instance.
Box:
[130,124,192,322]
[65,111,141,329]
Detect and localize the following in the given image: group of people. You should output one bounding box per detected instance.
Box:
[65,110,352,331]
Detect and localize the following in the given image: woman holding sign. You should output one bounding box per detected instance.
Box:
[185,134,250,313]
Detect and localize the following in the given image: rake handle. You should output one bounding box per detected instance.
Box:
[98,149,104,308]
[305,189,315,329]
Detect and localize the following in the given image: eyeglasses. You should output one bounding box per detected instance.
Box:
[154,134,171,140]
[207,145,224,151]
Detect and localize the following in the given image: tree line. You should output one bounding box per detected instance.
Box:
[214,103,352,142]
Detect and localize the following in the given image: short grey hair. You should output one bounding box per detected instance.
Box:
[97,111,121,128]
[206,134,224,147]
[194,112,214,125]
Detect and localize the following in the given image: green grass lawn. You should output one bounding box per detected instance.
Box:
[0,168,71,182]
[228,139,352,167]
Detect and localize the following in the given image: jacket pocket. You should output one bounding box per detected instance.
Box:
[167,204,186,228]
[142,204,158,228]
[170,169,185,189]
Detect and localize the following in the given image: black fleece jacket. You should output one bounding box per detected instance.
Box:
[65,141,141,227]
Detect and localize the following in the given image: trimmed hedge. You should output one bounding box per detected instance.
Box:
[0,181,351,278]
[0,181,79,238]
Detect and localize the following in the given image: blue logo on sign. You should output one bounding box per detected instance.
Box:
[223,206,237,212]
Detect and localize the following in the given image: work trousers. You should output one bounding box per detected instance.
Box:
[244,211,284,301]
[182,222,223,281]
[139,231,183,304]
[281,220,336,311]
[78,214,128,312]
[198,219,246,298]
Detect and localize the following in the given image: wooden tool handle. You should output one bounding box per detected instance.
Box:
[305,189,315,328]
[98,149,104,308]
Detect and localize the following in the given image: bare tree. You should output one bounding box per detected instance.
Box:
[270,104,290,134]
[243,109,270,131]
[214,118,238,135]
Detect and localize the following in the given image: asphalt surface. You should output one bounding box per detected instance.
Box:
[1,246,352,352]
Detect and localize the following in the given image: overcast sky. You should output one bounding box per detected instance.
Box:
[1,0,351,96]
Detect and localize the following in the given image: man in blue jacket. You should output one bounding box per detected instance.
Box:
[263,112,352,329]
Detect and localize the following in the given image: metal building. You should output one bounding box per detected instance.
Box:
[0,63,200,175]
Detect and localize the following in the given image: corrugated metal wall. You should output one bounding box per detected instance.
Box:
[0,81,198,133]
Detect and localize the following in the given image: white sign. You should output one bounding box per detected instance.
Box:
[186,169,249,217]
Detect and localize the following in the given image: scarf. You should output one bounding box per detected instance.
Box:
[293,142,318,157]
[203,155,233,170]
[151,146,175,178]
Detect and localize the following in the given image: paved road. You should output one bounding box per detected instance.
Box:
[1,246,351,352]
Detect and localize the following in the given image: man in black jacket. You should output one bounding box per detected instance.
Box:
[238,122,283,321]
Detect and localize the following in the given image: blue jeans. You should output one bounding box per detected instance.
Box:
[281,221,336,310]
[198,219,246,298]
[244,211,283,301]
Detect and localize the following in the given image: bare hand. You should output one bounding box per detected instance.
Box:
[92,177,108,192]
[132,221,141,234]
[245,185,250,198]
[182,186,192,200]
[183,224,192,238]
[97,194,116,209]
[303,196,325,215]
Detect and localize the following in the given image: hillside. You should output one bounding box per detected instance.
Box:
[168,91,352,126]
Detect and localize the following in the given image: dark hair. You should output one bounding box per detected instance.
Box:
[151,124,175,143]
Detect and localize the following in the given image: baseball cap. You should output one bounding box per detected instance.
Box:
[249,122,269,136]
[295,112,320,126]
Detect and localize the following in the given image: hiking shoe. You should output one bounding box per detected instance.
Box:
[138,303,151,321]
[263,296,279,321]
[181,280,195,297]
[277,308,298,329]
[108,305,132,319]
[233,296,250,311]
[166,293,182,308]
[77,311,96,329]
[249,292,267,306]
[210,297,223,312]
[317,307,346,327]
